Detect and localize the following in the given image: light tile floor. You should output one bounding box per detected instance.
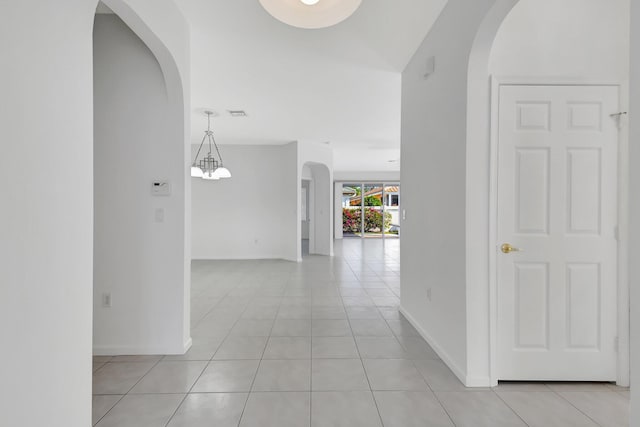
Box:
[93,238,629,426]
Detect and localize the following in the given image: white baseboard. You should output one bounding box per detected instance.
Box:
[94,340,191,356]
[399,305,491,388]
[191,256,294,261]
[183,337,192,353]
[465,375,494,387]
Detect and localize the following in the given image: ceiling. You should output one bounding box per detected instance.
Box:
[173,0,447,172]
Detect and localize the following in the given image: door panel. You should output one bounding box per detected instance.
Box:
[497,85,618,381]
[515,148,550,234]
[364,183,384,238]
[342,183,362,238]
[514,262,549,349]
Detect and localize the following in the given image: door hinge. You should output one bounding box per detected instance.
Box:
[614,226,619,240]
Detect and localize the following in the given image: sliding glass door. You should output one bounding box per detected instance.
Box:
[342,183,362,238]
[340,182,400,239]
[383,185,400,239]
[363,183,384,238]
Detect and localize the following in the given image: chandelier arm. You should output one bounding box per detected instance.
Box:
[192,132,208,165]
[210,133,225,166]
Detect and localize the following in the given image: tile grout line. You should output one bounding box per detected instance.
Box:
[236,275,282,426]
[163,277,279,426]
[93,356,163,426]
[92,393,127,426]
[309,271,315,427]
[429,390,464,427]
[551,389,608,427]
[341,269,387,427]
[491,389,534,427]
[188,270,266,426]
[235,273,288,426]
[166,270,252,427]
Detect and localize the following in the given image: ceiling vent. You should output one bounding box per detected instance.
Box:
[228,110,248,117]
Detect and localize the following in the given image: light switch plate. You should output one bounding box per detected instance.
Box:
[151,180,171,196]
[102,292,112,308]
[424,56,435,79]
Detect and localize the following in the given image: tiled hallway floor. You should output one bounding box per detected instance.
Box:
[93,239,629,426]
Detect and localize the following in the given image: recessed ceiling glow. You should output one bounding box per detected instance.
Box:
[259,0,362,29]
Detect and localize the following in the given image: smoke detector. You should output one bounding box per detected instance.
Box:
[228,110,248,118]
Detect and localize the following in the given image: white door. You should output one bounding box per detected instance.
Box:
[496,85,618,381]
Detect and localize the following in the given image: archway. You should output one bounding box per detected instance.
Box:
[92,1,190,357]
[466,0,630,385]
[464,0,520,388]
[301,162,332,259]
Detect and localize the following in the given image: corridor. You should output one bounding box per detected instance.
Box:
[92,239,628,426]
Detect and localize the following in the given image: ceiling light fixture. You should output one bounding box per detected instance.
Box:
[228,110,248,117]
[191,111,231,181]
[259,0,362,29]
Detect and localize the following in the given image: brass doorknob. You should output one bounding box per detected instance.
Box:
[501,243,521,254]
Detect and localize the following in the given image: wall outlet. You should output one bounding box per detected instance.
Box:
[426,288,432,302]
[154,208,165,223]
[102,292,112,308]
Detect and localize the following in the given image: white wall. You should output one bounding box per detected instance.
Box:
[490,0,629,81]
[0,0,189,425]
[401,0,498,384]
[0,2,96,425]
[334,171,400,182]
[93,14,188,355]
[191,144,298,261]
[629,1,639,422]
[302,164,313,180]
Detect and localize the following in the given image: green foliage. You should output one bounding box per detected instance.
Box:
[364,196,382,206]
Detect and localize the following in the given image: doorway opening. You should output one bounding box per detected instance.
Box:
[92,2,189,357]
[301,179,311,256]
[301,162,332,260]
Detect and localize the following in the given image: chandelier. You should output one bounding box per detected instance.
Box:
[258,0,362,29]
[190,111,231,180]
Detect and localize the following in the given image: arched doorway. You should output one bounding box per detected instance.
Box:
[301,162,332,259]
[467,0,629,385]
[92,1,190,357]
